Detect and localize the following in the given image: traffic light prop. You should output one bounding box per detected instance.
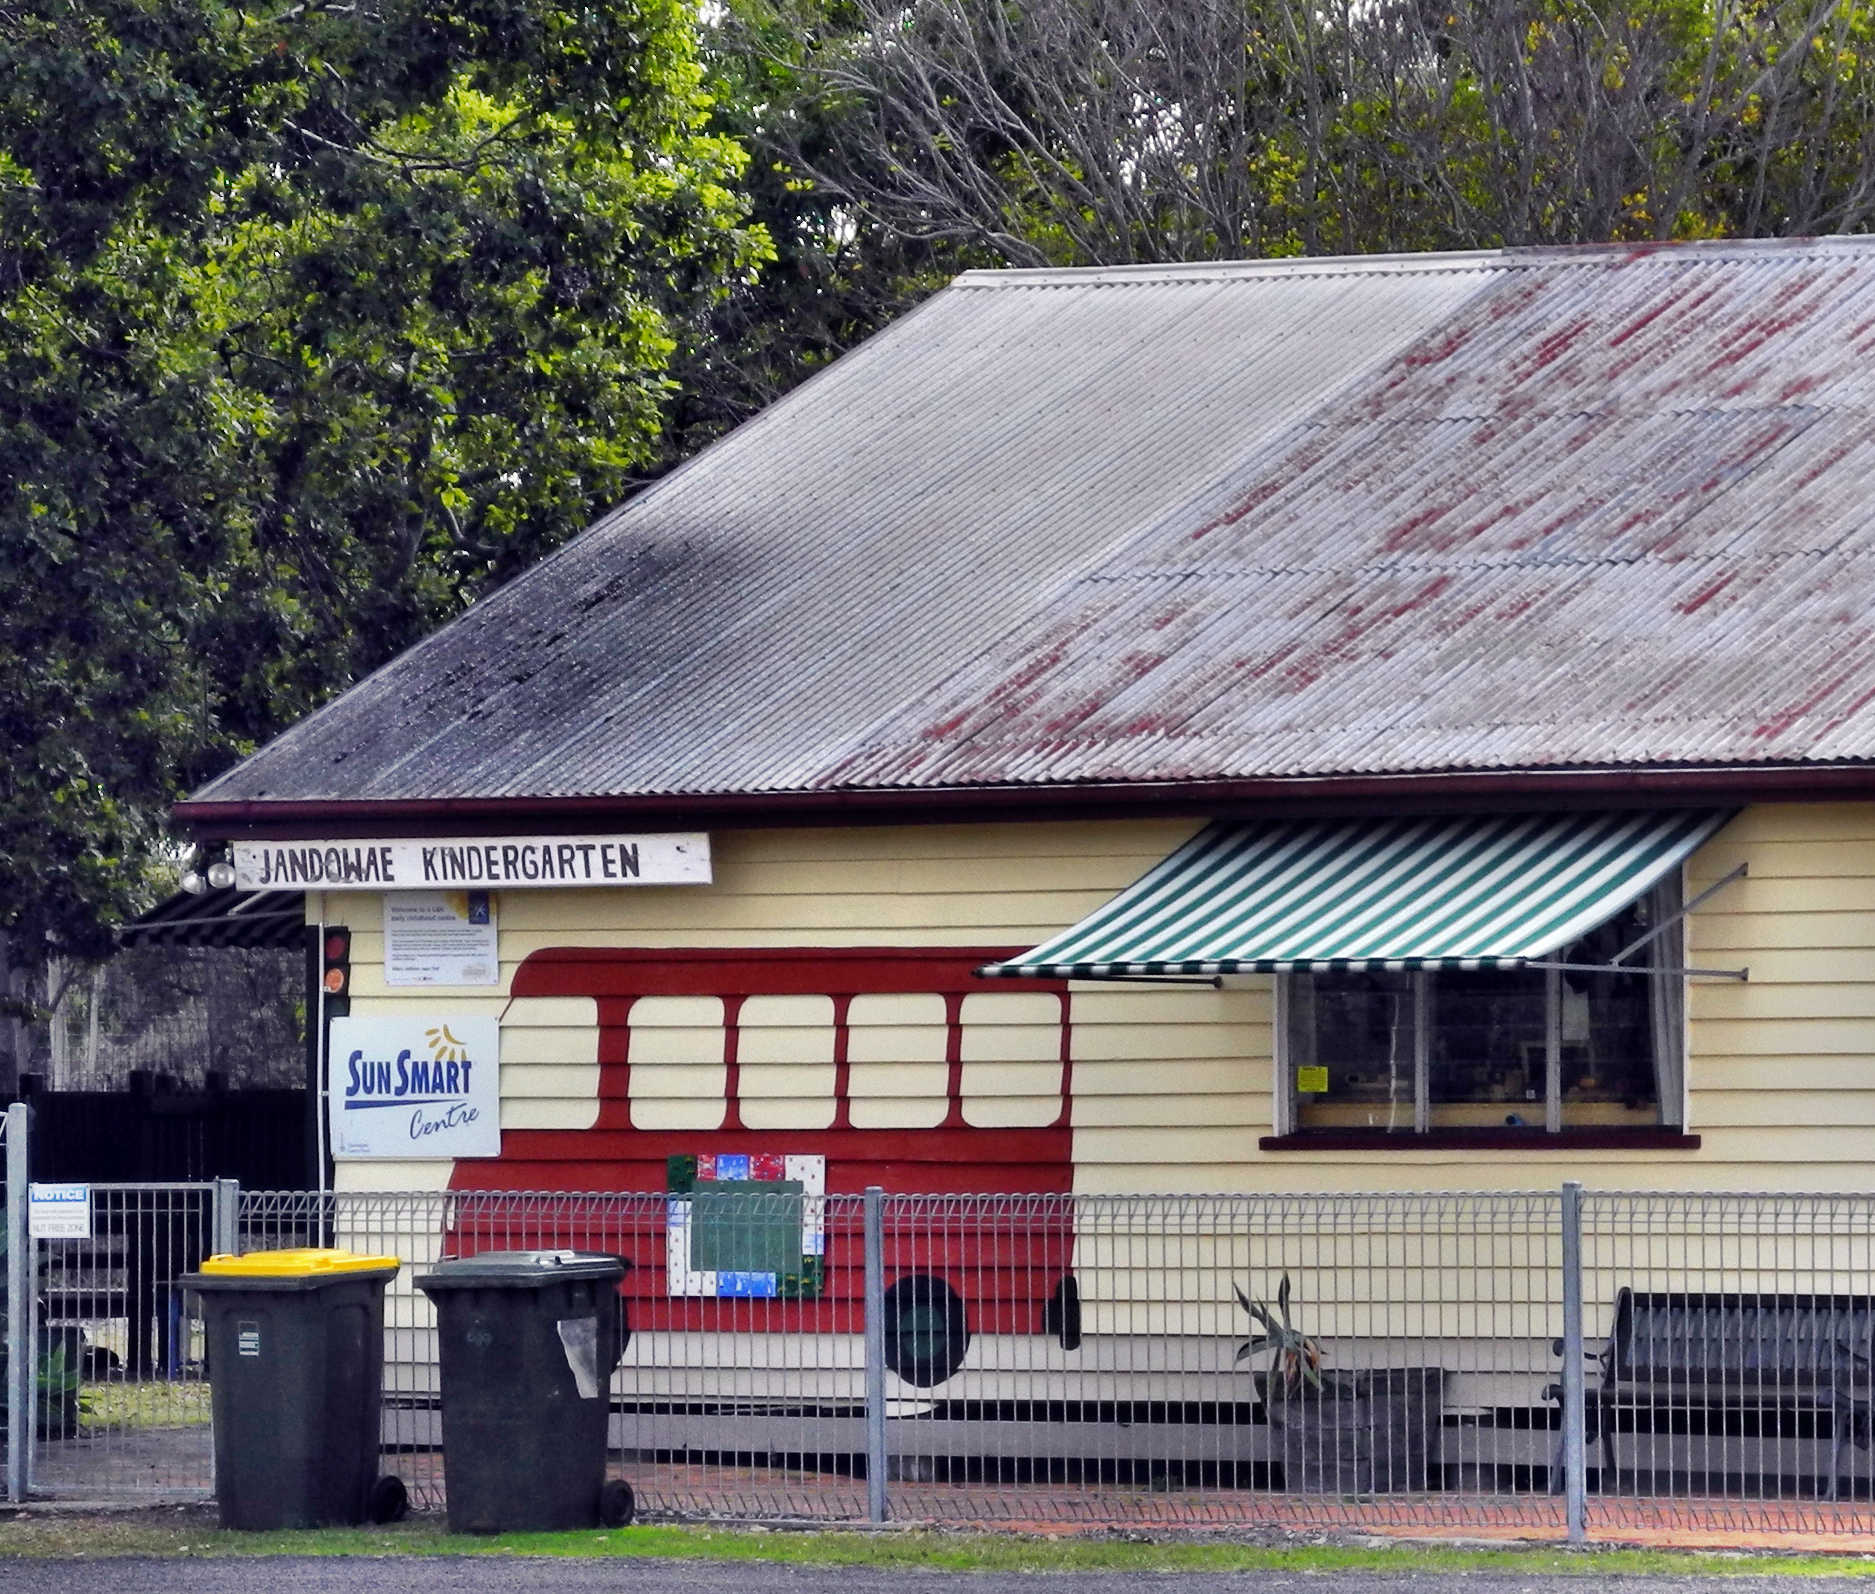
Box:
[322,927,352,1018]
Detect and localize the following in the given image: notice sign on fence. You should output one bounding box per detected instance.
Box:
[28,1182,91,1240]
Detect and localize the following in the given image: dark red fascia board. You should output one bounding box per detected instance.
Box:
[174,761,1875,842]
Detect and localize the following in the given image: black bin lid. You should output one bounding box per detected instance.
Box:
[415,1248,629,1292]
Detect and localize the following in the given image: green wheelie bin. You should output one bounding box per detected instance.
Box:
[183,1248,407,1530]
[415,1249,632,1532]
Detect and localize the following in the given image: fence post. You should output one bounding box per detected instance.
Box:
[212,1178,240,1260]
[1560,1179,1586,1543]
[863,1185,888,1524]
[6,1101,32,1502]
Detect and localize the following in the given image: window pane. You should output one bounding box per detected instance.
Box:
[1558,903,1659,1128]
[1425,970,1547,1129]
[1290,971,1417,1133]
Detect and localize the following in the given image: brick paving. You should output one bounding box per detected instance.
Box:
[35,1432,1875,1552]
[549,1458,1875,1549]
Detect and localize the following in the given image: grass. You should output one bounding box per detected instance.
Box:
[78,1380,213,1431]
[7,1511,1875,1573]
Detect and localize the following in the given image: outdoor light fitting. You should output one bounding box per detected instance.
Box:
[181,846,235,894]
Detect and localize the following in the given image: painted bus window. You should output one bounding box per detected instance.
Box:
[959,990,1071,1128]
[846,993,949,1130]
[736,994,836,1131]
[624,995,725,1132]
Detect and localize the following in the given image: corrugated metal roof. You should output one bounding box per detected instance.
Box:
[981,809,1730,978]
[120,889,307,950]
[188,238,1875,814]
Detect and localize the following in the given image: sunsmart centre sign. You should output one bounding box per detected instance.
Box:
[233,833,710,892]
[328,1014,500,1159]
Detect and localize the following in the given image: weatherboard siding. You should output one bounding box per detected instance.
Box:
[1682,802,1875,1179]
[325,805,1875,1197]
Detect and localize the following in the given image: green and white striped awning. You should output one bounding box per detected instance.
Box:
[983,810,1734,979]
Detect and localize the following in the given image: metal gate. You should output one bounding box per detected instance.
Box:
[5,1100,229,1502]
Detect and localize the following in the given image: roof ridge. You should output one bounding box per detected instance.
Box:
[953,235,1875,290]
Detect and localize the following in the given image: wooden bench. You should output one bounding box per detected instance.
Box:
[1553,1289,1875,1497]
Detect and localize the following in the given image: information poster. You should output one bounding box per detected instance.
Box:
[384,891,498,986]
[328,1014,500,1159]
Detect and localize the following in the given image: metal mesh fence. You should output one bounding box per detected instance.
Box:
[1,1106,16,1502]
[1579,1190,1875,1536]
[876,1191,1563,1530]
[21,1180,1875,1540]
[29,1183,223,1501]
[239,1187,1567,1530]
[240,1188,867,1521]
[33,945,303,1092]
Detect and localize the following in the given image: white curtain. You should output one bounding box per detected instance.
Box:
[1648,880,1686,1128]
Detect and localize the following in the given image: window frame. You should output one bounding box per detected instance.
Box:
[1267,873,1696,1149]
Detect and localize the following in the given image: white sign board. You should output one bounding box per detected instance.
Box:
[385,891,499,986]
[28,1183,91,1240]
[234,833,711,892]
[328,1014,500,1159]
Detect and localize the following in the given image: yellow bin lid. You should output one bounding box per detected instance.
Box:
[198,1247,400,1278]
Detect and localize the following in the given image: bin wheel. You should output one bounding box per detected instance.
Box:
[881,1275,970,1388]
[367,1474,409,1524]
[599,1479,636,1528]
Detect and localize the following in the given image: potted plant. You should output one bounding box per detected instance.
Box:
[1237,1274,1444,1494]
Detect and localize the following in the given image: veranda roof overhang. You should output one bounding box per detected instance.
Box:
[118,888,308,951]
[981,810,1739,981]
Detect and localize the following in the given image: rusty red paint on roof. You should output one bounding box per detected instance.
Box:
[186,238,1875,815]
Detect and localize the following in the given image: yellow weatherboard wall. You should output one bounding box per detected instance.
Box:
[320,804,1875,1196]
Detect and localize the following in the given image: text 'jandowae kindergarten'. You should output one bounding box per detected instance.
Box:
[232,833,712,892]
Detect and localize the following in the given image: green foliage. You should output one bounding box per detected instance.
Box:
[0,0,770,958]
[1235,1272,1324,1399]
[761,0,1875,269]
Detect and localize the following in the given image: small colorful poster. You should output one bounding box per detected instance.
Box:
[665,1152,826,1299]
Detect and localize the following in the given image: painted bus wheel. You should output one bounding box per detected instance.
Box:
[881,1275,970,1387]
[1045,1275,1083,1351]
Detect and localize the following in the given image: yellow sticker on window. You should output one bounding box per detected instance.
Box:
[1295,1066,1329,1094]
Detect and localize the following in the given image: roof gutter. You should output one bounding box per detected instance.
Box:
[175,761,1875,841]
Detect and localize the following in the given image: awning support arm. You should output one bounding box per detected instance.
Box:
[1611,863,1746,966]
[1522,960,1747,982]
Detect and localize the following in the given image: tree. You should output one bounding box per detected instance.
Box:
[0,0,770,1075]
[744,0,1875,266]
[658,2,986,462]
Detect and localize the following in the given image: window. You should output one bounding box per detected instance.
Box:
[1280,883,1685,1137]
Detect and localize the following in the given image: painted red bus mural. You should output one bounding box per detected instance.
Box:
[448,947,1081,1385]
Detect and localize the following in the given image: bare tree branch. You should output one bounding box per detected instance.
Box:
[744,0,1875,267]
